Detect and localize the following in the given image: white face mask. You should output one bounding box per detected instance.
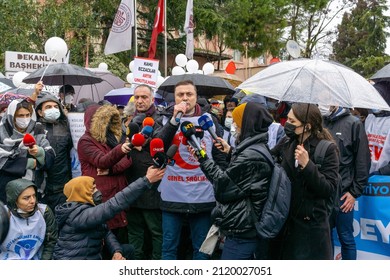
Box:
[44,108,61,122]
[230,123,240,139]
[318,104,332,117]
[65,95,74,104]
[15,117,31,129]
[224,117,233,129]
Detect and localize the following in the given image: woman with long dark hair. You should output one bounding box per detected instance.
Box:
[270,103,340,260]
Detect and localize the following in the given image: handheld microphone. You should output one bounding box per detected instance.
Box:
[166,144,178,166]
[198,115,221,145]
[195,126,204,140]
[175,111,183,123]
[180,121,207,158]
[127,133,146,159]
[129,133,145,149]
[140,125,153,139]
[23,133,36,148]
[150,138,167,168]
[126,122,140,140]
[142,117,155,128]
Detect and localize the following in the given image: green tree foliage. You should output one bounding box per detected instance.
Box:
[286,0,356,58]
[333,0,390,77]
[223,0,290,58]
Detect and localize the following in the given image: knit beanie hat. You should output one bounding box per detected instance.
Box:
[232,103,247,128]
[64,176,95,205]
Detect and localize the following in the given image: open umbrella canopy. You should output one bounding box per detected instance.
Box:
[0,78,16,94]
[104,87,135,106]
[0,92,28,108]
[238,59,390,111]
[158,73,235,101]
[370,63,390,83]
[22,63,103,86]
[72,69,125,103]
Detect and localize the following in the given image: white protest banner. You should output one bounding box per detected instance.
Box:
[5,51,60,73]
[132,57,160,88]
[67,112,86,149]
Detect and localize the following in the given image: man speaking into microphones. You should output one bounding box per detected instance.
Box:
[153,80,227,260]
[124,84,164,260]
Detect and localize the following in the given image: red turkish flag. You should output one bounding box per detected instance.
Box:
[148,0,164,58]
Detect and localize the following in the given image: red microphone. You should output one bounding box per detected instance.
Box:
[150,138,164,157]
[142,117,155,128]
[23,133,36,148]
[130,133,145,148]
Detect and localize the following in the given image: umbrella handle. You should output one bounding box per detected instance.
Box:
[39,53,56,81]
[294,159,299,168]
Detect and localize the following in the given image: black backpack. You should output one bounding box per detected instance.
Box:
[247,144,292,239]
[313,140,342,227]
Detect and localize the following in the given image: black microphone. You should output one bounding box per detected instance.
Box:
[126,122,140,140]
[166,144,178,166]
[180,121,207,158]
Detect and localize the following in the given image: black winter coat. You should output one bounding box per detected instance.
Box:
[200,133,272,238]
[271,136,340,260]
[53,177,151,260]
[323,111,370,198]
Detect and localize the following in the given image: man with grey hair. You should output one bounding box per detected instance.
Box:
[124,84,163,260]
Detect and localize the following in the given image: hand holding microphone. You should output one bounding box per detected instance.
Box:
[23,133,38,156]
[174,102,187,123]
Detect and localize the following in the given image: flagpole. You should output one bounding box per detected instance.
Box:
[134,0,138,57]
[164,0,167,77]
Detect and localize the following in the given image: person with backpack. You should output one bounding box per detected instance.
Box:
[193,102,274,260]
[270,103,340,260]
[321,105,370,260]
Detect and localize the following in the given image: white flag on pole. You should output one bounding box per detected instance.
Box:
[104,0,135,55]
[184,0,194,59]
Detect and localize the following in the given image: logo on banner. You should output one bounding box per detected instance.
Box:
[112,3,133,33]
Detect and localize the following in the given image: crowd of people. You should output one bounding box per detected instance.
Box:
[0,77,388,260]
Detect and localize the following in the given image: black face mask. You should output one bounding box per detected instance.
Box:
[92,191,103,205]
[284,122,300,139]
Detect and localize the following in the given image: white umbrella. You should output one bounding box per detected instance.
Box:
[238,59,390,111]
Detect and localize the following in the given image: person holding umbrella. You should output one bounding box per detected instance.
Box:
[269,103,340,260]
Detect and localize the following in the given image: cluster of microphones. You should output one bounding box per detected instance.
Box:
[126,114,220,168]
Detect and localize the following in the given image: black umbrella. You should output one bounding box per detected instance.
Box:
[157,74,235,100]
[22,63,103,86]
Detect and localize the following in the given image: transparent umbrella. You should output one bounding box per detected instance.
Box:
[238,59,390,111]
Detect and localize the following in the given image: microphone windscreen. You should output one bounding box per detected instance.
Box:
[195,126,204,139]
[131,133,145,147]
[126,122,140,139]
[198,114,213,130]
[142,117,155,127]
[150,138,164,157]
[141,125,153,138]
[166,144,178,159]
[23,133,36,148]
[180,121,196,139]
